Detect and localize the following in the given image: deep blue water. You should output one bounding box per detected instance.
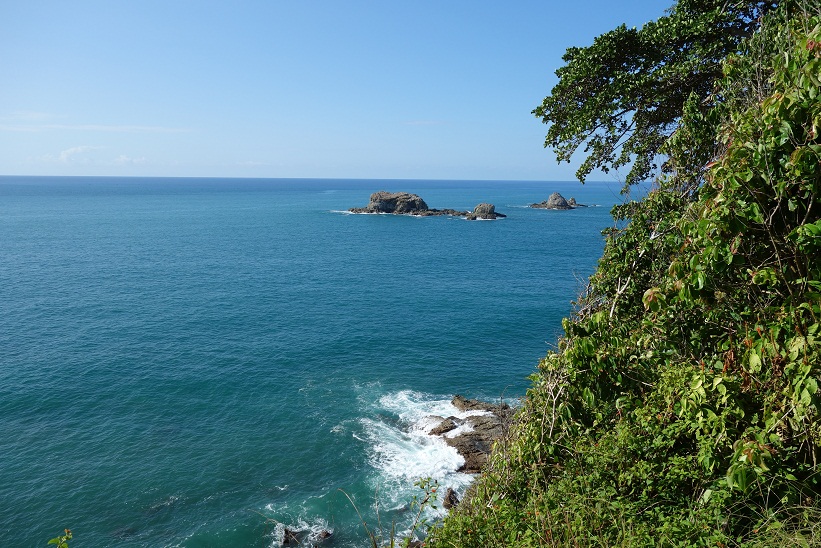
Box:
[0,177,624,547]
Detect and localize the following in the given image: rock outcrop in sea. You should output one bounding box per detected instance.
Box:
[530,192,586,209]
[349,191,506,220]
[281,527,332,546]
[466,203,500,221]
[427,395,513,473]
[351,191,429,214]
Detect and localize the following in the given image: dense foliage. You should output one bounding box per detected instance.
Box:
[430,3,821,546]
[533,0,778,187]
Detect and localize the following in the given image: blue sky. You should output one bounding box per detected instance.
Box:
[1,1,671,180]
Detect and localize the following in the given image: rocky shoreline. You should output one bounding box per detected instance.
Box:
[349,191,506,220]
[276,394,512,547]
[426,395,513,474]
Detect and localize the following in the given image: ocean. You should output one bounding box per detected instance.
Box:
[0,177,625,547]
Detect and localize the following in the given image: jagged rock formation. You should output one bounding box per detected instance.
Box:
[349,192,506,220]
[427,395,513,473]
[350,191,429,213]
[530,192,585,209]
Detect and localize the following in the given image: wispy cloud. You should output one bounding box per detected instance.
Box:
[112,154,147,165]
[3,110,53,122]
[55,145,102,163]
[39,146,147,166]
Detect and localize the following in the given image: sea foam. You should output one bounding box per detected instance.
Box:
[360,391,478,510]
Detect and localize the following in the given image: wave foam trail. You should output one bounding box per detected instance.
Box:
[268,518,332,548]
[359,390,478,515]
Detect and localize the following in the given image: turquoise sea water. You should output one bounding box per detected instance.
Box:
[1,177,624,547]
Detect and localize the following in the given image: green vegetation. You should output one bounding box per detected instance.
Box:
[429,1,821,546]
[533,0,779,188]
[341,478,440,547]
[47,529,71,548]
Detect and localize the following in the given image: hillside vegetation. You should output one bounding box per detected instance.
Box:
[429,1,821,546]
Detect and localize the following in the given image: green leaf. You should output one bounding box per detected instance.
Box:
[801,388,812,406]
[749,351,762,372]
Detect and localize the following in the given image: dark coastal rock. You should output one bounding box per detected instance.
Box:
[443,487,460,509]
[466,202,506,220]
[349,192,505,219]
[429,417,461,435]
[355,191,429,213]
[452,394,511,415]
[428,395,513,474]
[281,527,332,546]
[413,208,467,217]
[530,192,585,210]
[282,528,300,545]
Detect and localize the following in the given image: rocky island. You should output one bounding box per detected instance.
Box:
[349,191,506,220]
[530,192,586,210]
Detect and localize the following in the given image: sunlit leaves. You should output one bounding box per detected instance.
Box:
[534,0,777,188]
[432,6,821,547]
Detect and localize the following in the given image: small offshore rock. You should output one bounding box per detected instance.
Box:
[349,192,505,219]
[530,192,577,210]
[349,191,429,214]
[282,528,300,545]
[466,202,506,220]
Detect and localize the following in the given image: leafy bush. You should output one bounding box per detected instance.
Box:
[429,5,821,547]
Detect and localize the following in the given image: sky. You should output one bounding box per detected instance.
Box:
[0,1,672,181]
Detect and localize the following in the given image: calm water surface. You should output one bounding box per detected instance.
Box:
[0,177,626,546]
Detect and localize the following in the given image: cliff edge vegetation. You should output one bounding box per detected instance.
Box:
[430,1,821,546]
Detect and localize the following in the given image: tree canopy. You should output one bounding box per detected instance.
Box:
[533,0,780,187]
